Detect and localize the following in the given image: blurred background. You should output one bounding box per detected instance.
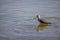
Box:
[0,0,60,40]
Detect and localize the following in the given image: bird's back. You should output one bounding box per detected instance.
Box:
[38,18,51,24]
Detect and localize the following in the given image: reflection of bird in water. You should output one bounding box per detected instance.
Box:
[36,23,51,32]
[36,15,51,24]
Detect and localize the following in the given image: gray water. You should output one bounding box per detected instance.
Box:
[0,0,60,40]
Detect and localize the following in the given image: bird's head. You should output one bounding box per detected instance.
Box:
[36,15,41,19]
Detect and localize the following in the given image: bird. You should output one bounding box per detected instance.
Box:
[36,15,51,24]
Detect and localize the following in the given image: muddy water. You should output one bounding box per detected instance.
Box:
[0,0,60,40]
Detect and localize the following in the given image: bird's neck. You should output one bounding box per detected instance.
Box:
[38,17,40,19]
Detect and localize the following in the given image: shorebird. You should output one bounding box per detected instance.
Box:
[36,15,51,24]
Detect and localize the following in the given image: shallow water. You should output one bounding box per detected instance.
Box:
[0,0,60,40]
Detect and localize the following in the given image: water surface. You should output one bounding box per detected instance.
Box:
[0,0,60,40]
